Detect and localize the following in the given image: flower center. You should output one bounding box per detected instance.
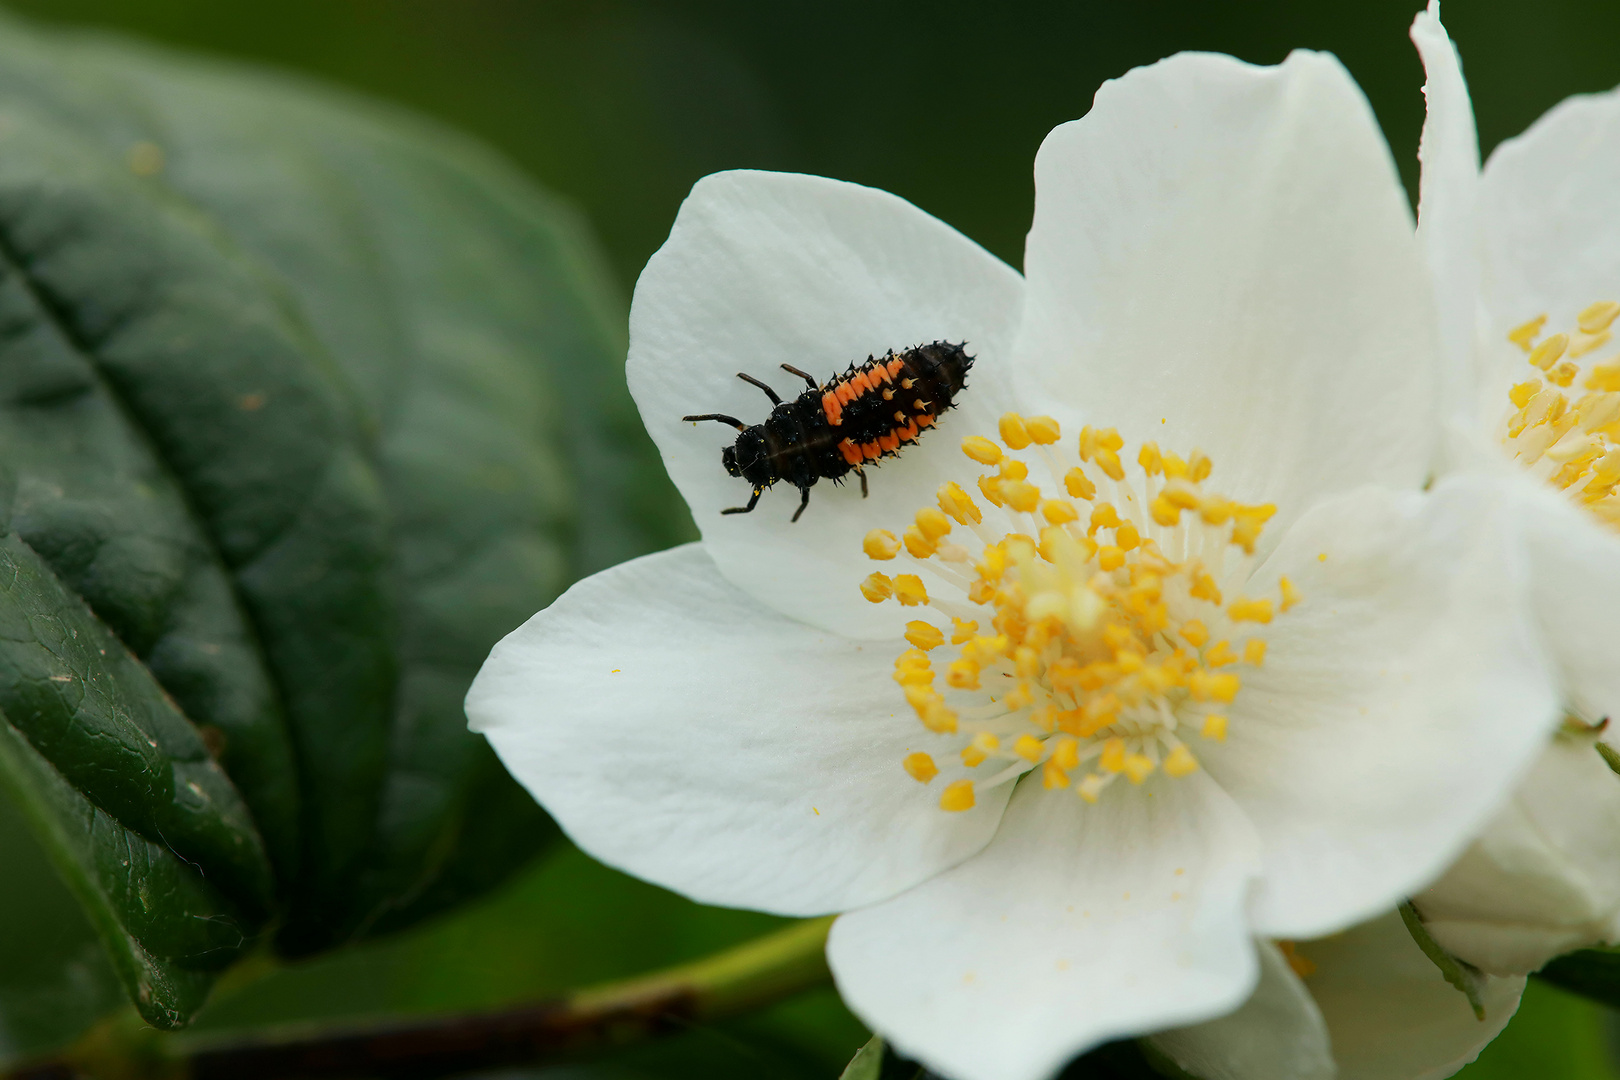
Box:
[860,414,1300,812]
[1501,300,1620,528]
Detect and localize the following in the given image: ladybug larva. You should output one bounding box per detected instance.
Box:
[683,341,973,522]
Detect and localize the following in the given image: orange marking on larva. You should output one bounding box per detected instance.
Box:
[915,413,936,428]
[852,371,874,395]
[822,392,843,426]
[838,438,862,466]
[887,357,905,380]
[837,382,858,406]
[873,364,893,386]
[863,441,883,460]
[879,431,901,453]
[898,421,920,442]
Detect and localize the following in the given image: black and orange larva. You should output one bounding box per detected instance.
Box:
[683,341,973,522]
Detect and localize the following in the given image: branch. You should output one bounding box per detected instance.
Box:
[14,917,836,1080]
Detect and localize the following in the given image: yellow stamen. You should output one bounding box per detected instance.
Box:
[864,529,900,560]
[905,621,945,651]
[915,507,953,541]
[903,524,937,558]
[860,573,892,603]
[962,436,1002,465]
[903,752,939,783]
[1099,738,1126,773]
[873,424,1303,810]
[893,574,928,606]
[1064,467,1096,500]
[1164,744,1199,777]
[1041,499,1080,525]
[1011,734,1043,761]
[1279,576,1302,612]
[938,482,982,524]
[1122,753,1155,784]
[1579,301,1620,335]
[946,659,981,690]
[940,780,975,811]
[1530,334,1569,371]
[1000,413,1032,450]
[1027,416,1062,445]
[1508,314,1548,351]
[978,473,1005,506]
[1228,597,1274,623]
[1510,380,1541,409]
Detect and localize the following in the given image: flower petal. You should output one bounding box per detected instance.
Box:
[827,772,1261,1080]
[466,543,1007,915]
[1478,78,1620,341]
[1418,737,1620,975]
[629,170,1024,638]
[1411,1,1487,425]
[1299,910,1523,1080]
[1519,475,1620,725]
[1150,941,1333,1080]
[1016,49,1437,545]
[1204,476,1560,938]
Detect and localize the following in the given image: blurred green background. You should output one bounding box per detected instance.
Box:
[9,0,1619,298]
[4,0,1617,1076]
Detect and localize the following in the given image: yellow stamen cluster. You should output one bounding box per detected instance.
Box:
[863,413,1300,812]
[1504,301,1620,529]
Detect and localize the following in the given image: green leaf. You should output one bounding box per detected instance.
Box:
[839,1034,889,1080]
[1454,978,1620,1080]
[29,22,686,940]
[0,775,123,1059]
[0,4,683,1026]
[1536,946,1620,1010]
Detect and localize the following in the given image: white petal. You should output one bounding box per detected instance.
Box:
[827,772,1261,1080]
[1478,79,1620,337]
[1412,2,1487,426]
[1520,476,1620,724]
[466,543,1007,916]
[629,170,1024,638]
[1299,910,1523,1080]
[1203,476,1560,938]
[1016,49,1438,547]
[1419,737,1620,975]
[1149,940,1333,1080]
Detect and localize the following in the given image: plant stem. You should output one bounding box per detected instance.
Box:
[12,917,837,1080]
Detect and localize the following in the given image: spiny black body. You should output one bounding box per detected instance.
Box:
[683,341,974,522]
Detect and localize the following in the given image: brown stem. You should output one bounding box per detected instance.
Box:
[16,917,836,1080]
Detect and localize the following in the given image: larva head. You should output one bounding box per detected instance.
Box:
[723,428,772,486]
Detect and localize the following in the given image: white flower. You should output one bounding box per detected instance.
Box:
[1405,0,1620,977]
[1150,911,1524,1080]
[467,49,1560,1080]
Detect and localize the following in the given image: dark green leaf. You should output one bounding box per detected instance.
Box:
[839,1035,888,1080]
[839,1036,927,1080]
[0,3,683,1025]
[1536,947,1620,1010]
[0,708,254,1029]
[31,25,686,940]
[0,775,123,1059]
[1058,1041,1187,1080]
